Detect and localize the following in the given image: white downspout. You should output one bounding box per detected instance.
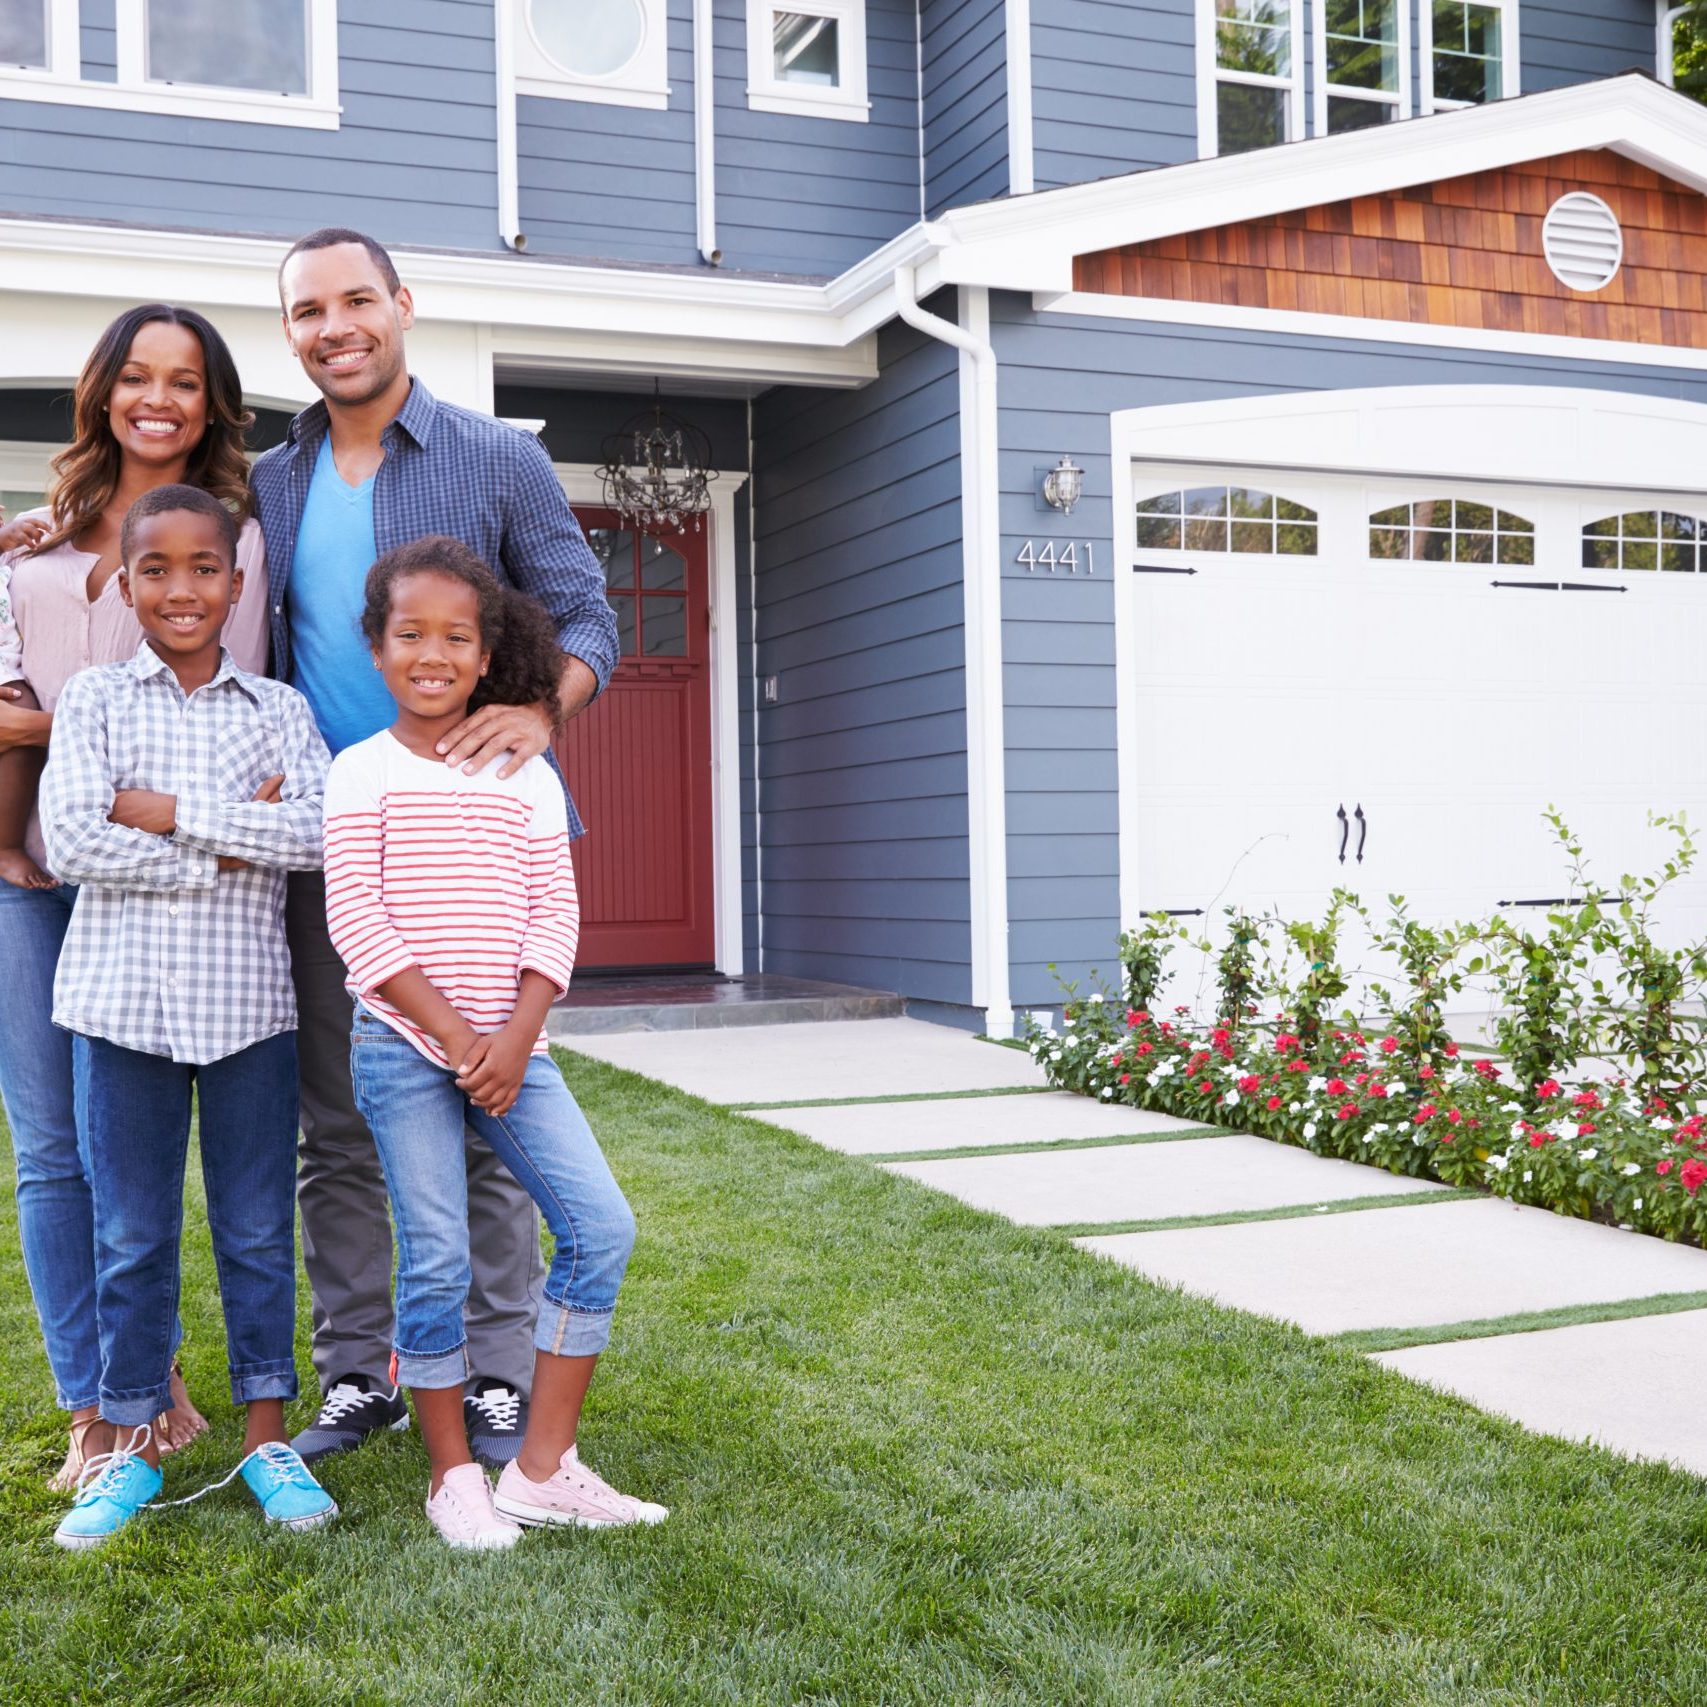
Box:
[495,0,525,250]
[694,0,721,264]
[1004,0,1034,195]
[892,266,1014,1038]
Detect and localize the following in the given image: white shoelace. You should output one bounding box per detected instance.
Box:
[469,1386,521,1432]
[73,1421,156,1497]
[316,1381,387,1426]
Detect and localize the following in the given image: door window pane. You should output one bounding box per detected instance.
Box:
[1432,1,1502,105]
[147,0,308,94]
[642,596,687,657]
[588,528,638,590]
[0,0,47,68]
[640,538,686,590]
[612,594,638,657]
[1217,80,1288,153]
[773,11,839,85]
[1370,497,1534,564]
[529,0,646,78]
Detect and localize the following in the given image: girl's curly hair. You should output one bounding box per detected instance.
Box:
[360,535,566,725]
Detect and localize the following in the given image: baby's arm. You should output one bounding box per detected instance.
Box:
[0,559,23,688]
[40,674,217,893]
[0,681,53,889]
[169,688,330,871]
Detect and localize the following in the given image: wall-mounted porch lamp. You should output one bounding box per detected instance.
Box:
[1041,455,1084,514]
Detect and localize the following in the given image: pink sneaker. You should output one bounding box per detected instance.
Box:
[494,1445,668,1529]
[424,1462,522,1551]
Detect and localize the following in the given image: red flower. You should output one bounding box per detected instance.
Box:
[1326,1078,1349,1097]
[1369,1083,1388,1099]
[1529,1134,1546,1148]
[1337,1102,1359,1120]
[1275,1033,1299,1054]
[1576,1121,1597,1137]
[1354,1072,1371,1087]
[1119,1073,1130,1084]
[1288,1060,1310,1073]
[1266,1096,1282,1111]
[1419,1065,1436,1080]
[1380,1036,1399,1055]
[1199,1080,1213,1094]
[1535,1079,1561,1099]
[1682,1160,1707,1196]
[1573,1089,1601,1110]
[1657,1159,1675,1176]
[1444,1042,1460,1058]
[1238,1075,1262,1095]
[1127,1010,1148,1029]
[1137,1042,1155,1056]
[1446,1109,1462,1125]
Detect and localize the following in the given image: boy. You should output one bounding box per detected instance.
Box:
[40,485,336,1547]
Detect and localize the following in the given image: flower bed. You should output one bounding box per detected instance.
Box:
[1025,1000,1707,1247]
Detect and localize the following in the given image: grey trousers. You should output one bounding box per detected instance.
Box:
[285,871,545,1397]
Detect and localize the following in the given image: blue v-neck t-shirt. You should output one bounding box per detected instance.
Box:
[288,435,397,755]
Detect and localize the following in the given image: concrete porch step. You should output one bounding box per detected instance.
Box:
[548,973,903,1036]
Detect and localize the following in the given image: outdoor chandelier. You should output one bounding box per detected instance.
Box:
[597,386,718,533]
[1041,455,1085,515]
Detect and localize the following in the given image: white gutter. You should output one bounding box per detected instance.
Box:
[891,266,1013,1038]
[1004,0,1034,195]
[495,0,525,250]
[694,0,721,264]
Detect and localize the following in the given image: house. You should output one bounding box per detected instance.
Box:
[2,1,1704,1034]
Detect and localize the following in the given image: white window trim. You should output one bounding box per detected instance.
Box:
[1419,0,1520,118]
[1312,0,1410,136]
[1195,0,1305,160]
[1659,3,1688,89]
[0,0,341,129]
[512,0,670,110]
[746,0,870,123]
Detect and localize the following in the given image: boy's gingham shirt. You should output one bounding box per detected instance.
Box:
[250,377,619,838]
[41,644,330,1065]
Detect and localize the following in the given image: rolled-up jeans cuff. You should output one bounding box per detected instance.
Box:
[535,1298,614,1359]
[57,1384,103,1413]
[99,1382,172,1428]
[231,1365,299,1406]
[395,1340,471,1390]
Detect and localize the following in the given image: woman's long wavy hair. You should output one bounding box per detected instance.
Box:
[35,304,254,554]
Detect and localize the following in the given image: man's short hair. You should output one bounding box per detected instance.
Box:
[278,226,402,300]
[120,483,239,567]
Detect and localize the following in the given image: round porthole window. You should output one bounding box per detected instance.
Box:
[1542,192,1624,293]
[528,0,645,78]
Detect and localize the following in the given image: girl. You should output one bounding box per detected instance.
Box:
[0,303,269,1486]
[323,536,664,1550]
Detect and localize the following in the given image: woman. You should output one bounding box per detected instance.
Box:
[0,303,269,1489]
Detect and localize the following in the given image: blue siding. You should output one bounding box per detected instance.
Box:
[516,0,697,267]
[921,0,1007,216]
[80,0,115,80]
[991,290,1707,1007]
[0,0,502,249]
[1029,0,1196,190]
[712,0,921,276]
[1520,1,1655,92]
[751,308,971,1002]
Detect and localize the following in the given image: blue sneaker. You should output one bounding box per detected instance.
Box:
[240,1442,338,1530]
[54,1450,163,1550]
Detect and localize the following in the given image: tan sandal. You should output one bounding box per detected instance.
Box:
[155,1361,209,1458]
[47,1412,103,1494]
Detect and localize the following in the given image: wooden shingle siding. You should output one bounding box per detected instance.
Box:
[989,292,1707,1006]
[711,0,921,277]
[0,0,501,249]
[1073,153,1707,347]
[752,311,972,1005]
[1521,0,1656,92]
[922,0,1008,216]
[1030,0,1197,191]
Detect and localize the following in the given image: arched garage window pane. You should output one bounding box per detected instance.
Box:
[1370,498,1534,564]
[1583,511,1704,572]
[1136,486,1318,553]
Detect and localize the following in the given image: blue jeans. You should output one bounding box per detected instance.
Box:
[349,1009,635,1388]
[0,881,101,1410]
[82,1031,302,1427]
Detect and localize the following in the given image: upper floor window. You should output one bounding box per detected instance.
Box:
[0,0,339,127]
[1136,485,1320,554]
[746,0,868,122]
[1316,0,1408,134]
[1660,5,1704,96]
[514,0,670,109]
[1370,498,1535,563]
[1202,1,1302,156]
[1421,0,1519,114]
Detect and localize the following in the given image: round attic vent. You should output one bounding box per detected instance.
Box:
[1542,192,1624,292]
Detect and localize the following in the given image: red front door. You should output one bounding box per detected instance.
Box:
[557,511,716,969]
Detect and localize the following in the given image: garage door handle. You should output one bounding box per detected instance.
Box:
[1336,803,1349,864]
[1354,804,1367,864]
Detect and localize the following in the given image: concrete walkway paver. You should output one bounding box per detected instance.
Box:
[1377,1312,1707,1479]
[1080,1199,1707,1334]
[565,1017,1046,1104]
[753,1091,1204,1155]
[886,1135,1447,1226]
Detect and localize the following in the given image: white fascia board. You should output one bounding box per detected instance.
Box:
[937,74,1707,282]
[1036,289,1707,378]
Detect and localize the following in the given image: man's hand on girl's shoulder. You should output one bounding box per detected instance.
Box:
[435,702,553,781]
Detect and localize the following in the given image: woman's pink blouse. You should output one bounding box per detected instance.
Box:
[3,506,270,864]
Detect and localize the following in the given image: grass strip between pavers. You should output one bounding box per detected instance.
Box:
[732,1084,1052,1111]
[864,1126,1227,1164]
[1054,1186,1483,1239]
[1333,1289,1707,1355]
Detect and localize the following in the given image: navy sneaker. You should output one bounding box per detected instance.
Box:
[289,1374,409,1464]
[464,1379,528,1469]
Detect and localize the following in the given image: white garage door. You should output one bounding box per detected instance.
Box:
[1124,461,1707,994]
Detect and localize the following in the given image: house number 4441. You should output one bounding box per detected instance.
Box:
[1016,540,1095,573]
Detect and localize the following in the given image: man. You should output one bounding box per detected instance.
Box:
[252,227,618,1468]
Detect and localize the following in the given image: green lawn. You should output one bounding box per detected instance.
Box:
[3,1049,1706,1704]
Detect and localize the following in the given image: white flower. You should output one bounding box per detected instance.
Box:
[1622,1162,1641,1177]
[1308,1075,1327,1093]
[1386,1083,1405,1098]
[1225,1090,1241,1107]
[1579,1147,1599,1162]
[1099,1086,1114,1099]
[1049,1051,1063,1063]
[1634,1197,1644,1211]
[1303,1121,1318,1140]
[1086,992,1104,1003]
[1488,1153,1509,1171]
[1523,1169,1534,1182]
[1289,1100,1301,1113]
[1652,1118,1675,1132]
